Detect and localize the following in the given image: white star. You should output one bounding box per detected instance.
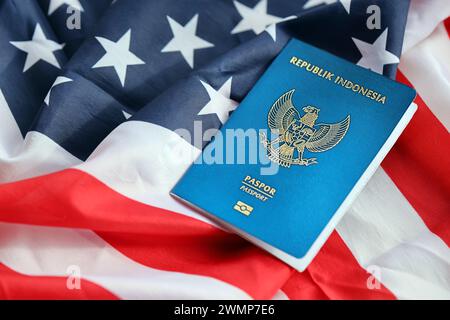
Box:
[161,14,214,68]
[264,15,297,41]
[231,0,285,36]
[303,0,335,8]
[48,0,84,15]
[10,24,64,72]
[352,28,400,74]
[122,110,132,119]
[93,29,145,87]
[44,76,73,106]
[303,0,352,14]
[340,0,352,13]
[198,78,238,125]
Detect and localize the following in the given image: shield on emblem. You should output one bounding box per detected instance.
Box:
[296,124,316,143]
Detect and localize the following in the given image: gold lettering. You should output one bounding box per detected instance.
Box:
[290,56,298,64]
[289,57,388,104]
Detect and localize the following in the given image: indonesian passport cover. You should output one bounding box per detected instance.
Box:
[171,39,417,271]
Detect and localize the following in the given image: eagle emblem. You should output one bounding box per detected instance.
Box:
[260,89,350,168]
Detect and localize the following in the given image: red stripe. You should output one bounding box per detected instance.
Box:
[282,232,395,300]
[282,270,329,299]
[0,168,393,299]
[381,73,450,245]
[0,168,211,235]
[0,168,291,299]
[0,264,118,300]
[95,230,395,300]
[1,76,446,299]
[444,17,450,37]
[97,231,291,299]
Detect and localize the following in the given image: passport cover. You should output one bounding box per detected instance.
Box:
[171,39,417,271]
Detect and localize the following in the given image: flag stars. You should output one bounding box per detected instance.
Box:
[44,76,73,106]
[47,0,84,15]
[93,29,145,87]
[10,23,64,72]
[122,110,132,120]
[231,0,285,36]
[303,0,352,14]
[161,14,214,68]
[265,15,297,41]
[352,28,400,74]
[198,78,238,125]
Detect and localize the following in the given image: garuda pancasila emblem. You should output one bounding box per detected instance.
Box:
[260,89,350,168]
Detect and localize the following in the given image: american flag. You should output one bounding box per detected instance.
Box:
[0,0,448,299]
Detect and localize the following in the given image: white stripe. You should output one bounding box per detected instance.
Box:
[0,118,246,298]
[337,169,450,300]
[0,2,448,299]
[0,89,23,158]
[400,22,450,131]
[403,0,450,53]
[0,123,447,298]
[1,114,447,299]
[0,222,251,300]
[272,290,289,300]
[0,131,81,182]
[0,89,81,183]
[77,120,450,298]
[77,120,220,226]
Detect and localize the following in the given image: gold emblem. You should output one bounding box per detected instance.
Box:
[233,201,254,216]
[260,89,350,167]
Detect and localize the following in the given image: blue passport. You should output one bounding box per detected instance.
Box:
[171,39,417,271]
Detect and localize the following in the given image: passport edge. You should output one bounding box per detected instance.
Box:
[170,101,418,272]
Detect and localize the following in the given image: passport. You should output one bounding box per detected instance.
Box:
[171,39,417,271]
